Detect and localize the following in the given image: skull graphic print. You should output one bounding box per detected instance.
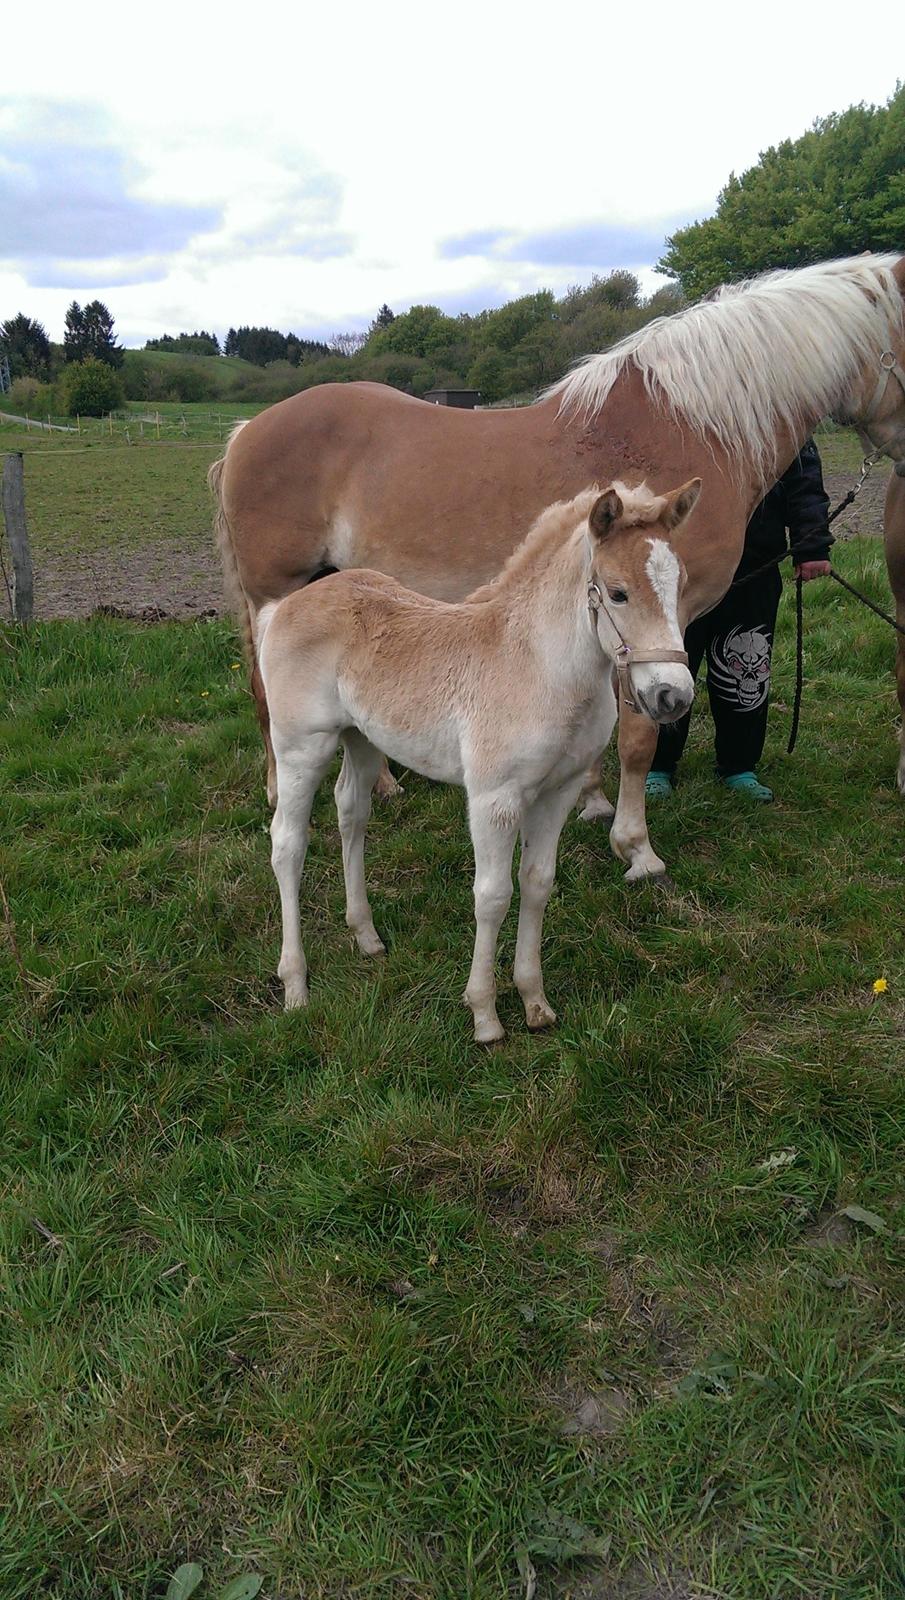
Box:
[710,625,772,711]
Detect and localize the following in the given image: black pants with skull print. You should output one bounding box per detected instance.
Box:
[653,564,783,779]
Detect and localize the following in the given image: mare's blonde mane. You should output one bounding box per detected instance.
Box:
[547,254,905,485]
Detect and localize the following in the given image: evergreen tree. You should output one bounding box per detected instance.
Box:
[64,300,123,366]
[63,301,86,363]
[0,314,51,380]
[372,303,395,331]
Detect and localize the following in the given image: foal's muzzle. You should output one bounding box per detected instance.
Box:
[643,682,693,723]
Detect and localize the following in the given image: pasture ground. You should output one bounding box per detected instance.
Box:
[1,532,904,1598]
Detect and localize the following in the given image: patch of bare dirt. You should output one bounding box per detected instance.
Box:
[552,1563,705,1600]
[33,542,226,620]
[823,467,890,542]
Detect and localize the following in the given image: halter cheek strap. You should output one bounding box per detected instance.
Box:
[587,581,689,716]
[859,350,905,470]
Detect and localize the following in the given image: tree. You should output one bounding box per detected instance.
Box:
[145,331,220,356]
[371,303,396,333]
[330,332,367,359]
[64,300,123,367]
[374,304,462,360]
[0,314,51,380]
[659,84,905,297]
[62,357,125,417]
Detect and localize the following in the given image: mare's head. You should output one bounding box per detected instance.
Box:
[586,479,700,722]
[838,256,905,469]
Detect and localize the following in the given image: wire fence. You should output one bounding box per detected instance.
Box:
[0,406,256,447]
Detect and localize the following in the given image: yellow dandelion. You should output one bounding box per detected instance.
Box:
[872,977,888,995]
[201,690,210,698]
[230,662,241,670]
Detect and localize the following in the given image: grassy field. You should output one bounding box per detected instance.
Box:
[1,536,904,1599]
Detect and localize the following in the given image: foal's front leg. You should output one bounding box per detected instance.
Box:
[514,778,585,1030]
[464,795,518,1044]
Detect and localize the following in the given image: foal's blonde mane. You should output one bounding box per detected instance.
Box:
[467,481,666,602]
[547,254,905,484]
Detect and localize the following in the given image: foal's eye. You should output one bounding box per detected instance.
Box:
[608,587,628,604]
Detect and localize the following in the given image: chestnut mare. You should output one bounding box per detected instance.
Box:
[212,253,905,880]
[259,481,698,1040]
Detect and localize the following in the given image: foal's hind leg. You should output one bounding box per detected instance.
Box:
[335,731,386,955]
[251,657,279,810]
[514,778,584,1030]
[271,732,339,1007]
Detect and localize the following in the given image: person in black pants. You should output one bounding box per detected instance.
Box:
[647,439,832,801]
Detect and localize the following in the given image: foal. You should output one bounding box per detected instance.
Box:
[259,480,699,1041]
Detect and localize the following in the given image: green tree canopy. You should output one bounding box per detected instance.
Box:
[659,84,905,298]
[62,357,125,417]
[64,300,123,367]
[0,313,51,380]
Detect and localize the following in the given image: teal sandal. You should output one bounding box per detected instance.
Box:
[645,770,674,799]
[723,771,773,801]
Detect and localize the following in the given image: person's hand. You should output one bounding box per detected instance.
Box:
[794,559,832,582]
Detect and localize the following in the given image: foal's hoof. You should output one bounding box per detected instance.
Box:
[356,929,386,957]
[525,1001,557,1032]
[473,1017,505,1046]
[578,792,616,824]
[283,987,309,1011]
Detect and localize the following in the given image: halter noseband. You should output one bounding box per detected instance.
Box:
[587,580,689,716]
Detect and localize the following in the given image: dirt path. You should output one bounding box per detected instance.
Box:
[24,468,892,622]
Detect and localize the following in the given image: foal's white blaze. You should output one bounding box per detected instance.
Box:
[626,537,694,718]
[645,538,681,638]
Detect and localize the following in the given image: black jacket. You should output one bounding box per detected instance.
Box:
[736,438,832,579]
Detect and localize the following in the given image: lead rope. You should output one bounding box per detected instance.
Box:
[787,572,804,755]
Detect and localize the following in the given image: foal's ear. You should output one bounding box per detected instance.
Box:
[589,488,623,541]
[662,477,702,530]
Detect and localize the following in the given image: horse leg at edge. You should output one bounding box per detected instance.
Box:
[609,699,666,882]
[335,731,387,955]
[271,732,339,1007]
[514,779,585,1030]
[464,795,518,1044]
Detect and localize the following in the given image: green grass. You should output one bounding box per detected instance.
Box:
[1,544,904,1599]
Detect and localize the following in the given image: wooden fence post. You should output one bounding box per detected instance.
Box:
[2,453,34,622]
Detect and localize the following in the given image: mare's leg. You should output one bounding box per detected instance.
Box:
[514,778,585,1030]
[464,795,519,1044]
[609,699,665,882]
[271,732,339,1007]
[251,658,279,810]
[334,731,386,955]
[884,474,905,794]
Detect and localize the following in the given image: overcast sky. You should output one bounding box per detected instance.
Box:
[1,1,901,349]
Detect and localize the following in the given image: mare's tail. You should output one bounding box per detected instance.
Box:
[209,423,254,670]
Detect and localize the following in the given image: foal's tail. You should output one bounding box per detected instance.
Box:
[209,423,255,671]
